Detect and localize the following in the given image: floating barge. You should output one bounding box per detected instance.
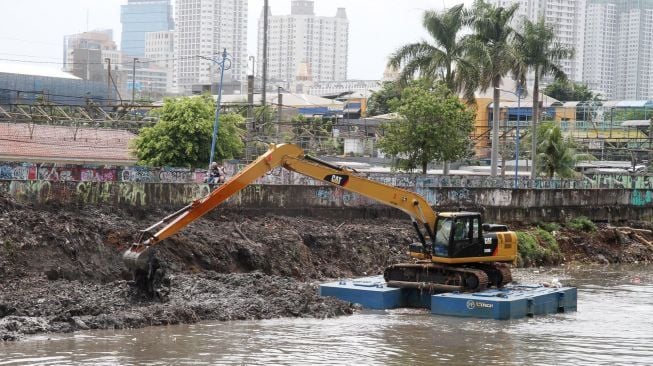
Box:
[319,276,577,320]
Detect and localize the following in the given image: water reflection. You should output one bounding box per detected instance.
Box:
[1,264,651,365]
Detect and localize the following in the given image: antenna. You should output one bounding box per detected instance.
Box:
[86,8,89,31]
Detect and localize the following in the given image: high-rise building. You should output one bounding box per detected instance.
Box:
[582,0,653,99]
[583,1,617,98]
[257,0,349,90]
[486,0,586,83]
[63,29,118,81]
[174,0,248,94]
[121,0,174,57]
[145,30,175,93]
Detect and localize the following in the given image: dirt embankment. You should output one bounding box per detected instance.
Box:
[1,194,652,341]
[0,195,411,341]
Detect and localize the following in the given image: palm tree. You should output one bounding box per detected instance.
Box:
[387,4,478,100]
[387,5,478,174]
[512,18,574,178]
[537,122,593,178]
[467,0,520,177]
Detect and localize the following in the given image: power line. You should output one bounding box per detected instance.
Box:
[0,54,210,66]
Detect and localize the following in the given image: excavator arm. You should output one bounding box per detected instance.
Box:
[123,143,438,277]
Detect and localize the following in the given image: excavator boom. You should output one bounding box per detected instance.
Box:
[124,143,436,271]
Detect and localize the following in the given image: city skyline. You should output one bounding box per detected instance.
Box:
[0,0,466,81]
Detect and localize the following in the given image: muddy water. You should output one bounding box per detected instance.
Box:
[1,264,652,366]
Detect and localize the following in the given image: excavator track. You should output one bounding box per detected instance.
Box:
[384,262,489,293]
[473,262,513,288]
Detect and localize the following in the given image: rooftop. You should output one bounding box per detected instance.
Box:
[0,123,136,164]
[0,63,81,80]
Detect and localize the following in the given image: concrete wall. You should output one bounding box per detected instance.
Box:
[4,160,653,190]
[1,180,652,223]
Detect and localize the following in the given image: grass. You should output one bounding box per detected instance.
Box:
[567,216,597,232]
[537,221,561,233]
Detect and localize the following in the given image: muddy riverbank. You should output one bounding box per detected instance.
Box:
[1,194,652,341]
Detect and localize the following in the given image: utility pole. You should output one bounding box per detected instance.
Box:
[132,57,139,104]
[199,49,231,168]
[105,58,111,106]
[262,0,269,113]
[247,75,254,130]
[277,86,283,142]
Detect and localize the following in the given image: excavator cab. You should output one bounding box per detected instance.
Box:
[434,213,483,258]
[409,211,517,264]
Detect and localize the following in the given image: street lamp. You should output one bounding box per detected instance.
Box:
[131,57,139,104]
[199,49,232,168]
[496,85,525,188]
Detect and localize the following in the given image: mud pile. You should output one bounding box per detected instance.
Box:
[0,195,411,340]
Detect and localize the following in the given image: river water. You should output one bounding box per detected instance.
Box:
[1,264,651,366]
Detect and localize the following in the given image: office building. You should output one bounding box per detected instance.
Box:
[63,29,119,81]
[486,0,586,82]
[257,0,349,90]
[121,0,174,57]
[174,0,248,94]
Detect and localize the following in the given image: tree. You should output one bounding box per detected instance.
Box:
[536,122,593,178]
[387,5,479,100]
[285,115,339,155]
[512,18,574,179]
[543,79,597,102]
[132,95,245,168]
[467,0,520,177]
[366,81,401,117]
[378,81,475,173]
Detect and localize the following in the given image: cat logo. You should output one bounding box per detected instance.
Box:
[325,174,349,187]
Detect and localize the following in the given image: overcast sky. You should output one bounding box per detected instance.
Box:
[0,0,473,80]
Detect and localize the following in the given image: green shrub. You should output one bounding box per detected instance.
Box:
[567,216,597,232]
[537,221,561,233]
[516,230,563,267]
[516,231,546,266]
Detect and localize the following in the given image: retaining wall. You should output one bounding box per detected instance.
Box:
[1,180,651,223]
[3,161,653,189]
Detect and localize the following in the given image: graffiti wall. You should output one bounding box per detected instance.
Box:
[3,160,653,190]
[1,178,651,223]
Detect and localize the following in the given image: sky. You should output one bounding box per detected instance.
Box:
[0,0,473,80]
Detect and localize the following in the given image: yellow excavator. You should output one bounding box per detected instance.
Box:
[123,143,517,296]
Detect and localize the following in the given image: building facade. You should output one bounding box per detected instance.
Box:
[583,1,617,98]
[583,0,653,99]
[62,29,119,82]
[257,0,349,89]
[120,0,174,57]
[0,64,112,106]
[174,0,248,94]
[144,30,175,93]
[486,0,586,83]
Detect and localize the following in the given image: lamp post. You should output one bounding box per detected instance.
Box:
[199,49,231,168]
[131,58,139,104]
[497,85,524,188]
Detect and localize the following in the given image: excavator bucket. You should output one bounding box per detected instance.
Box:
[123,245,170,300]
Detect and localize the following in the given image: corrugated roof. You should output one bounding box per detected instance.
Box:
[219,93,343,108]
[0,63,81,80]
[615,100,653,107]
[0,123,136,164]
[621,120,650,127]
